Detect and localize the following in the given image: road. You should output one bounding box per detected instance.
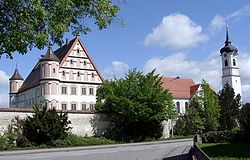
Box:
[0,139,193,160]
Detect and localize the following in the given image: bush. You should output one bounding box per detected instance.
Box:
[52,134,117,147]
[202,130,239,143]
[0,132,16,150]
[23,104,71,145]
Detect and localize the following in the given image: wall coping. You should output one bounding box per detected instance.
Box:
[0,108,97,114]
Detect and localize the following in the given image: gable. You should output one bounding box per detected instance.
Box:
[58,37,103,83]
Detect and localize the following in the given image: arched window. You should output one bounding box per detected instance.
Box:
[233,59,236,66]
[176,101,180,113]
[83,61,86,66]
[77,48,80,54]
[62,71,65,76]
[185,102,189,108]
[225,59,228,66]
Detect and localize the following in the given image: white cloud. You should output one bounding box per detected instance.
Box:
[209,15,226,33]
[143,52,221,90]
[227,5,250,21]
[0,70,9,87]
[144,13,208,49]
[209,5,250,33]
[143,52,250,102]
[0,70,9,107]
[103,61,129,79]
[0,93,8,107]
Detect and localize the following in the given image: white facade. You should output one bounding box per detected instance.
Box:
[9,37,103,110]
[173,99,189,115]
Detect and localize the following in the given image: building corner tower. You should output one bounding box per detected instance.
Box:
[9,68,23,108]
[220,26,242,97]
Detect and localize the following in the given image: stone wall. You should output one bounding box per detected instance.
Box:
[0,108,171,138]
[0,108,109,137]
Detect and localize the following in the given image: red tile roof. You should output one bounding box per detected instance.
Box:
[161,77,196,99]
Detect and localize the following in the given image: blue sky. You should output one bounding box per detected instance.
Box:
[1,0,250,106]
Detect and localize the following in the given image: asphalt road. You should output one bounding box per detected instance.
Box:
[0,139,193,160]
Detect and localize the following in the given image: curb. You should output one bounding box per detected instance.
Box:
[0,138,193,156]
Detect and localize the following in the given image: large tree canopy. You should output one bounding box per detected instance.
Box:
[96,69,176,141]
[0,0,120,58]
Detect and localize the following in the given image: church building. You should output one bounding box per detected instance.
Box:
[9,36,103,110]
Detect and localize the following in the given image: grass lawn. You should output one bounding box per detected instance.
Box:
[199,143,250,160]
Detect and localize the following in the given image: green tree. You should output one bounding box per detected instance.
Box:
[0,0,120,58]
[239,103,250,135]
[23,104,71,145]
[218,83,241,130]
[201,80,220,131]
[174,97,204,136]
[96,69,176,142]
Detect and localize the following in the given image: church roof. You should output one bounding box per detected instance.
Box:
[220,26,238,54]
[161,77,196,99]
[9,68,24,80]
[17,37,103,93]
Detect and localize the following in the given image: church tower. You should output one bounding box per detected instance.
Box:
[220,26,242,97]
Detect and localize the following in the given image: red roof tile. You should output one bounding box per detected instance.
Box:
[161,77,196,99]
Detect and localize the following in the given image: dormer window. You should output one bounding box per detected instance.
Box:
[77,48,80,54]
[225,59,228,66]
[233,59,236,66]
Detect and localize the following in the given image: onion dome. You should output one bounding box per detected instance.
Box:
[220,26,238,54]
[9,68,23,80]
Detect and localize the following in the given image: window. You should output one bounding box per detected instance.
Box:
[71,104,77,110]
[61,86,67,94]
[70,60,73,64]
[233,59,236,66]
[91,73,94,78]
[77,48,80,54]
[53,68,56,73]
[82,87,86,95]
[83,61,86,66]
[62,71,65,76]
[225,59,228,66]
[90,104,95,110]
[71,86,77,95]
[82,104,87,110]
[62,104,67,110]
[176,101,180,113]
[89,88,94,95]
[185,102,189,108]
[77,72,80,77]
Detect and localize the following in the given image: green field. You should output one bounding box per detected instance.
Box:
[199,143,250,160]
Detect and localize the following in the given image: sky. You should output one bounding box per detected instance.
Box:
[1,0,250,107]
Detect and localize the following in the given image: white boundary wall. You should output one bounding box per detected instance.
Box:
[0,109,171,138]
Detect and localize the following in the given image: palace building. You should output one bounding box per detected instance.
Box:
[9,36,103,110]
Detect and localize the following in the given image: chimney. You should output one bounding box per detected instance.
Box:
[66,38,70,45]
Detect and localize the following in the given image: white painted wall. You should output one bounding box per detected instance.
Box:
[173,99,189,115]
[0,110,171,139]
